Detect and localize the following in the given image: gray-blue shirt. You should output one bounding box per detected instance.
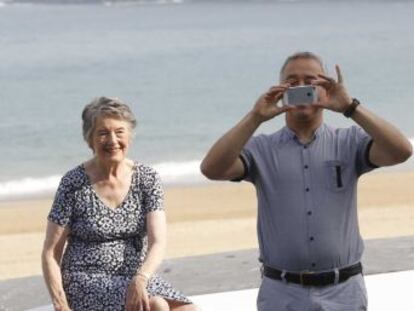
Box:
[238,123,377,272]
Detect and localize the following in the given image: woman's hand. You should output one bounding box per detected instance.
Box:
[125,276,150,311]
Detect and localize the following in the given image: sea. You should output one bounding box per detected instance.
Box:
[0,0,413,200]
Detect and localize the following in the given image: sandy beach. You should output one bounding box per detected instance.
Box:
[0,171,413,281]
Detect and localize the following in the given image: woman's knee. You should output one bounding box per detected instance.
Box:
[170,303,202,311]
[184,304,202,311]
[149,296,169,311]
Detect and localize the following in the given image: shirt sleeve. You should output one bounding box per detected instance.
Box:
[353,126,379,176]
[142,168,165,214]
[47,175,75,227]
[231,135,262,183]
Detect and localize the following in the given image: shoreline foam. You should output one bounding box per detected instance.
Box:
[1,150,414,201]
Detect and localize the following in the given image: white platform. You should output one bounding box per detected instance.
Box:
[28,270,414,311]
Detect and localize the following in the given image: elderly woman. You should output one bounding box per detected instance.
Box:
[42,97,198,311]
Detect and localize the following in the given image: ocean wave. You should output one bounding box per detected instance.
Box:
[0,175,61,201]
[0,0,14,5]
[103,0,185,6]
[0,160,205,201]
[154,160,204,184]
[1,139,414,201]
[5,0,186,6]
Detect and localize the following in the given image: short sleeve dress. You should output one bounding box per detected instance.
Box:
[48,162,191,310]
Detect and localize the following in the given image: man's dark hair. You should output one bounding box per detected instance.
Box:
[279,51,324,78]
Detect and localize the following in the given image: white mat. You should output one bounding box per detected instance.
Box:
[28,270,414,311]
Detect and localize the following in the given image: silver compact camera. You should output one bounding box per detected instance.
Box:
[282,85,318,106]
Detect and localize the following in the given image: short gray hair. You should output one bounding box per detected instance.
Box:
[279,51,325,79]
[82,96,137,147]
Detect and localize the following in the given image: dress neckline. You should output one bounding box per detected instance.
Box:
[81,161,138,210]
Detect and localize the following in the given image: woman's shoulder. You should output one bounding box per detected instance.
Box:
[59,165,87,189]
[135,162,158,175]
[134,162,161,183]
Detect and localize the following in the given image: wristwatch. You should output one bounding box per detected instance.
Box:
[343,98,361,118]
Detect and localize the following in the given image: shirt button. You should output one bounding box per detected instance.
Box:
[310,236,314,241]
[311,263,316,268]
[304,165,309,169]
[307,211,312,216]
[304,146,307,149]
[305,188,310,192]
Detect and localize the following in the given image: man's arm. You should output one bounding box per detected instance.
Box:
[200,85,292,180]
[351,105,412,166]
[313,65,412,167]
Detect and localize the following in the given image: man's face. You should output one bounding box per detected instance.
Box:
[280,58,327,121]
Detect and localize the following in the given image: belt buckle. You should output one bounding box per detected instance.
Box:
[299,270,315,286]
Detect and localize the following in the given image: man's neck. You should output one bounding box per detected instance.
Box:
[286,117,323,145]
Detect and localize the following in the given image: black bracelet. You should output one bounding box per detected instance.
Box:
[343,98,361,118]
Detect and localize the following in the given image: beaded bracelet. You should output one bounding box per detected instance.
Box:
[135,271,150,283]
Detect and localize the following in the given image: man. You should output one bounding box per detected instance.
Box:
[200,52,412,310]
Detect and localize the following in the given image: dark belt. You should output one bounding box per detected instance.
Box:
[263,262,362,287]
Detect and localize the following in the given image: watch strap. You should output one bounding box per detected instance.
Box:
[343,98,361,118]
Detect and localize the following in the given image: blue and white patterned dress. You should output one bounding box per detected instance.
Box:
[48,162,191,310]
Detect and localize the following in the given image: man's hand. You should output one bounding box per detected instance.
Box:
[125,277,150,311]
[312,65,353,113]
[251,83,294,122]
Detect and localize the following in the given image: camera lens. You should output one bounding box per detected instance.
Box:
[307,92,312,97]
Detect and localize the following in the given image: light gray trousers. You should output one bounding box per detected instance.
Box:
[257,274,368,311]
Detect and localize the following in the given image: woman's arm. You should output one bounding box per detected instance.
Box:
[125,211,167,311]
[138,210,167,278]
[41,221,71,311]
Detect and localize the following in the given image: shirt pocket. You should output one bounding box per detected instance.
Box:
[324,160,349,192]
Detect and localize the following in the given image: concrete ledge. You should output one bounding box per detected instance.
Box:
[1,236,413,311]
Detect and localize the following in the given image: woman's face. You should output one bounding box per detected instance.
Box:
[90,116,132,164]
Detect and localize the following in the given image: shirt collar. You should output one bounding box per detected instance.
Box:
[280,123,327,144]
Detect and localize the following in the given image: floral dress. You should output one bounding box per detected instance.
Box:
[48,162,191,310]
